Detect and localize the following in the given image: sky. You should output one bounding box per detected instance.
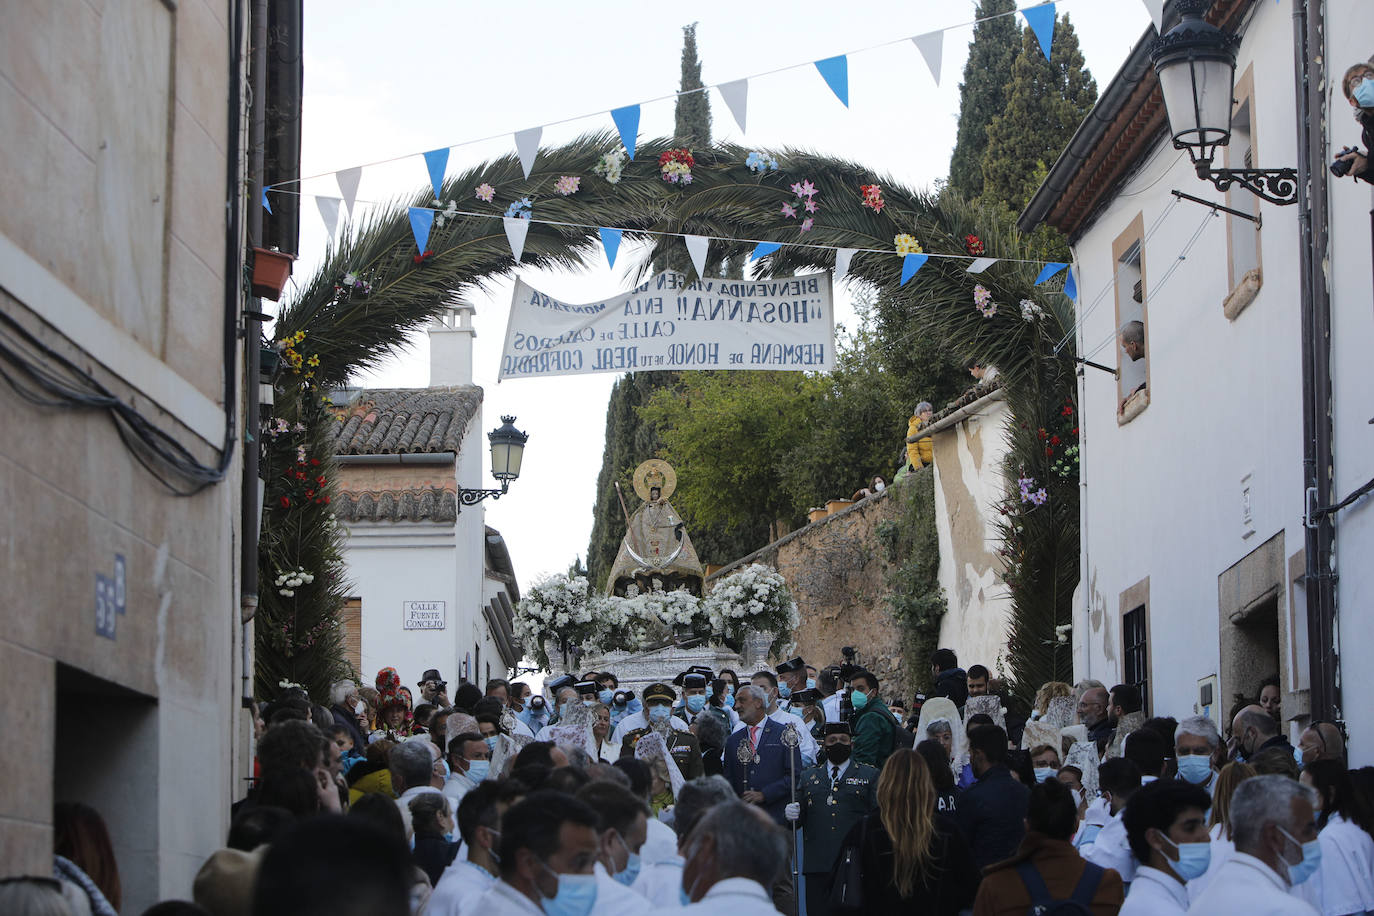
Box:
[294,0,1151,591]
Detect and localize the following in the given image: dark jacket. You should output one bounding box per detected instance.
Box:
[723,717,802,825]
[412,833,459,886]
[933,668,969,709]
[847,812,979,915]
[972,832,1124,916]
[331,703,367,752]
[851,697,900,770]
[1359,110,1374,184]
[795,760,880,873]
[955,765,1030,870]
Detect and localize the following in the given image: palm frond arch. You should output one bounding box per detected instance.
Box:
[270,134,1078,700]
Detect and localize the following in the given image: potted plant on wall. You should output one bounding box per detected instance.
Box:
[251,247,296,301]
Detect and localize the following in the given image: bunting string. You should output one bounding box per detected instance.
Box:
[267,0,1070,194]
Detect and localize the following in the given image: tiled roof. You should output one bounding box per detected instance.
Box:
[327,386,482,455]
[335,487,458,523]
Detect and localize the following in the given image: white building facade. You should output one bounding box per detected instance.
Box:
[331,304,520,692]
[1021,0,1374,762]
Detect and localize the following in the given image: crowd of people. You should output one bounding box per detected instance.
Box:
[12,649,1373,916]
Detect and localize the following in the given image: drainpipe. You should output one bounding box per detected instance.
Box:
[240,0,268,707]
[1293,0,1340,725]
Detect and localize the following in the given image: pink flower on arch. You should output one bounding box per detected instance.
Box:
[781,202,797,218]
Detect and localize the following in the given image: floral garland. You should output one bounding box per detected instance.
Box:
[658,148,695,184]
[781,180,819,233]
[703,563,800,657]
[554,175,581,196]
[503,197,532,220]
[512,573,609,670]
[973,284,999,318]
[860,184,885,212]
[474,183,496,202]
[894,233,923,255]
[746,151,779,173]
[964,234,985,256]
[593,149,626,184]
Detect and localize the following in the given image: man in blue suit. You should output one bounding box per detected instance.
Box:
[724,684,801,826]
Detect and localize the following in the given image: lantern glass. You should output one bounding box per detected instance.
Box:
[488,417,527,481]
[1158,53,1236,163]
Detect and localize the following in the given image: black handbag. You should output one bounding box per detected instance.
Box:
[829,813,867,911]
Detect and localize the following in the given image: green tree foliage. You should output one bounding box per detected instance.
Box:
[869,288,972,419]
[876,467,945,695]
[675,23,712,147]
[948,0,1021,199]
[981,15,1098,212]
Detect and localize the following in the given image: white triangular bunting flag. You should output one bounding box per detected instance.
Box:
[912,32,944,85]
[1141,0,1164,33]
[966,258,998,274]
[514,127,542,179]
[718,79,749,133]
[684,235,710,277]
[336,167,362,217]
[504,216,530,262]
[834,248,856,282]
[316,196,341,237]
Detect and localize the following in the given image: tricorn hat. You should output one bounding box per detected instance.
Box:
[822,722,851,736]
[643,683,676,704]
[776,657,806,675]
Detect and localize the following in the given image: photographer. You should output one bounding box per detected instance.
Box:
[1334,59,1374,182]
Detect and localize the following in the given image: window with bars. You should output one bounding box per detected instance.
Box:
[1123,605,1149,715]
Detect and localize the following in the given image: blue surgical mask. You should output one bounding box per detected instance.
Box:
[583,699,596,707]
[850,689,869,709]
[599,689,615,705]
[1278,826,1322,885]
[443,831,456,843]
[1355,77,1374,109]
[466,759,490,782]
[1176,754,1212,785]
[724,694,735,708]
[439,759,451,779]
[778,685,792,699]
[725,684,735,696]
[1033,767,1055,783]
[648,705,671,723]
[1161,834,1211,880]
[806,678,817,690]
[705,685,714,698]
[484,736,498,752]
[1293,745,1305,767]
[686,694,706,713]
[536,863,598,916]
[613,851,642,886]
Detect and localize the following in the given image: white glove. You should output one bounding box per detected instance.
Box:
[784,802,801,822]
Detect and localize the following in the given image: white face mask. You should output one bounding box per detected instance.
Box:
[353,700,365,715]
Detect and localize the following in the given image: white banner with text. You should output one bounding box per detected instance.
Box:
[498,270,835,380]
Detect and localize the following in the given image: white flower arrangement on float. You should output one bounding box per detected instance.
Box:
[513,573,609,670]
[608,583,710,645]
[703,563,800,656]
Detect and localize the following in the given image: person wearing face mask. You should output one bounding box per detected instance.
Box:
[428,779,522,916]
[537,686,582,741]
[1030,745,1063,785]
[444,733,493,805]
[1119,780,1213,915]
[618,684,705,781]
[678,800,790,914]
[784,722,879,916]
[675,672,713,726]
[610,683,690,746]
[1232,705,1294,764]
[746,670,820,766]
[847,669,899,770]
[1081,757,1143,885]
[329,679,369,753]
[572,782,652,914]
[1334,59,1374,183]
[410,792,462,885]
[1174,716,1221,794]
[1187,775,1322,914]
[473,790,605,916]
[775,657,809,714]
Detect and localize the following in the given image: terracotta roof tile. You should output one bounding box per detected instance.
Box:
[327,386,482,455]
[335,487,459,523]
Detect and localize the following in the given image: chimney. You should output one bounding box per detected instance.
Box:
[428,297,476,387]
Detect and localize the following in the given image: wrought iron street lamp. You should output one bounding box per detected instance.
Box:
[1150,0,1297,205]
[458,415,528,505]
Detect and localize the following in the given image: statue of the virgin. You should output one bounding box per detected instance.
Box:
[606,459,705,596]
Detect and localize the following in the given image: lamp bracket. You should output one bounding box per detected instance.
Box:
[1170,189,1262,225]
[458,481,510,506]
[1195,164,1299,206]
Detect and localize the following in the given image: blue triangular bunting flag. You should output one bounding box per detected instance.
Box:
[408,207,435,254]
[423,148,449,201]
[900,253,929,286]
[610,105,641,160]
[1023,3,1057,62]
[1035,262,1068,285]
[750,241,782,261]
[1063,268,1077,301]
[814,55,849,107]
[599,227,623,269]
[261,188,272,214]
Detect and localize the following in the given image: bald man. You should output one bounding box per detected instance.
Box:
[1232,705,1291,762]
[1296,721,1345,767]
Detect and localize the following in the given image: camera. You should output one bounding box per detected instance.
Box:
[1331,147,1363,177]
[529,695,547,712]
[841,646,856,660]
[613,690,636,706]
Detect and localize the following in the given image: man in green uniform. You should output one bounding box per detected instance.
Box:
[785,722,879,916]
[619,682,705,780]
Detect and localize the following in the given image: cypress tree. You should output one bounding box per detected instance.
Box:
[981,14,1098,212]
[675,23,712,147]
[948,0,1020,199]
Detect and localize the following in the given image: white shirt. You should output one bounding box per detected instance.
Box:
[1122,865,1189,916]
[442,771,477,806]
[675,876,777,914]
[610,710,689,746]
[1188,822,1234,902]
[510,718,535,739]
[1187,852,1319,915]
[732,707,818,766]
[1082,809,1137,883]
[821,693,841,724]
[1316,812,1374,916]
[631,856,685,906]
[396,785,456,841]
[593,862,652,915]
[642,817,679,865]
[472,879,544,916]
[425,859,496,916]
